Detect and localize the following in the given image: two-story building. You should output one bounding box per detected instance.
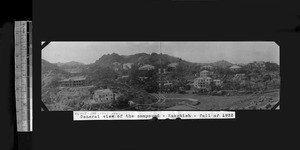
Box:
[93,89,118,103]
[59,76,86,87]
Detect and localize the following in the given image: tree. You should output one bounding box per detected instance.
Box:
[262,74,272,82]
[111,94,131,109]
[265,62,279,71]
[222,80,240,90]
[88,67,118,83]
[47,77,61,88]
[210,82,221,91]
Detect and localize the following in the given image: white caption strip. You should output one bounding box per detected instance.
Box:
[73,111,235,120]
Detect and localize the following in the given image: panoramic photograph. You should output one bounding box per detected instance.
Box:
[41,42,280,111]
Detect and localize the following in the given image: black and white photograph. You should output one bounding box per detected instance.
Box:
[3,0,297,149]
[42,41,280,111]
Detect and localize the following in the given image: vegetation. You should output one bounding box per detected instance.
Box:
[42,53,280,111]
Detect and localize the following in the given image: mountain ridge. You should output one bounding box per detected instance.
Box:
[56,61,86,67]
[43,53,278,72]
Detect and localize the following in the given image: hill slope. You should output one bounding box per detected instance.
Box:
[42,59,70,88]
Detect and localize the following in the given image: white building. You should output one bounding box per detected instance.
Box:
[112,62,122,71]
[138,64,155,70]
[194,77,212,89]
[200,70,209,77]
[168,63,178,68]
[123,63,133,70]
[229,65,241,71]
[213,79,221,86]
[121,75,129,78]
[232,73,245,81]
[93,89,118,103]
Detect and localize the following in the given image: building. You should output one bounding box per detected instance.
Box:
[201,65,213,70]
[200,70,209,77]
[193,70,213,90]
[123,63,133,70]
[59,76,86,87]
[164,82,172,86]
[252,61,266,69]
[158,68,168,74]
[93,89,118,103]
[213,79,221,86]
[194,77,212,90]
[168,62,178,68]
[229,65,241,71]
[138,64,155,70]
[112,62,122,71]
[121,75,129,78]
[232,73,245,81]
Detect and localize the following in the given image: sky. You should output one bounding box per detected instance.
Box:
[42,41,279,65]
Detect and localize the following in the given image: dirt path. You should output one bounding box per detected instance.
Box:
[166,97,199,102]
[151,93,166,104]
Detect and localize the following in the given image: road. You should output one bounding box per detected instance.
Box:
[152,93,199,102]
[151,93,166,104]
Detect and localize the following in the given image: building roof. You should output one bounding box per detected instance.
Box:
[59,76,86,82]
[164,83,172,86]
[94,89,113,93]
[201,65,213,68]
[123,63,133,68]
[194,77,212,80]
[168,62,178,68]
[112,62,121,65]
[200,70,209,73]
[138,64,155,70]
[230,65,241,69]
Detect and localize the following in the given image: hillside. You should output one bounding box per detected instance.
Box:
[41,53,280,111]
[56,61,85,67]
[198,60,233,68]
[92,52,188,67]
[42,59,70,88]
[55,61,87,73]
[210,60,233,68]
[42,59,66,74]
[83,52,193,79]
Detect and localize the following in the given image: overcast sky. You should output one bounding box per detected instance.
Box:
[42,41,279,65]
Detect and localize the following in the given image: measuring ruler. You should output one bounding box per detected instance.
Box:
[15,21,33,132]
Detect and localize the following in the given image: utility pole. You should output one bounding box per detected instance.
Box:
[158,42,168,94]
[158,42,162,94]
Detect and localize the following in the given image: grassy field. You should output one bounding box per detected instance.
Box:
[163,90,279,110]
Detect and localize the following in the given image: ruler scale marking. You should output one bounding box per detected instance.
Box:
[15,21,32,132]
